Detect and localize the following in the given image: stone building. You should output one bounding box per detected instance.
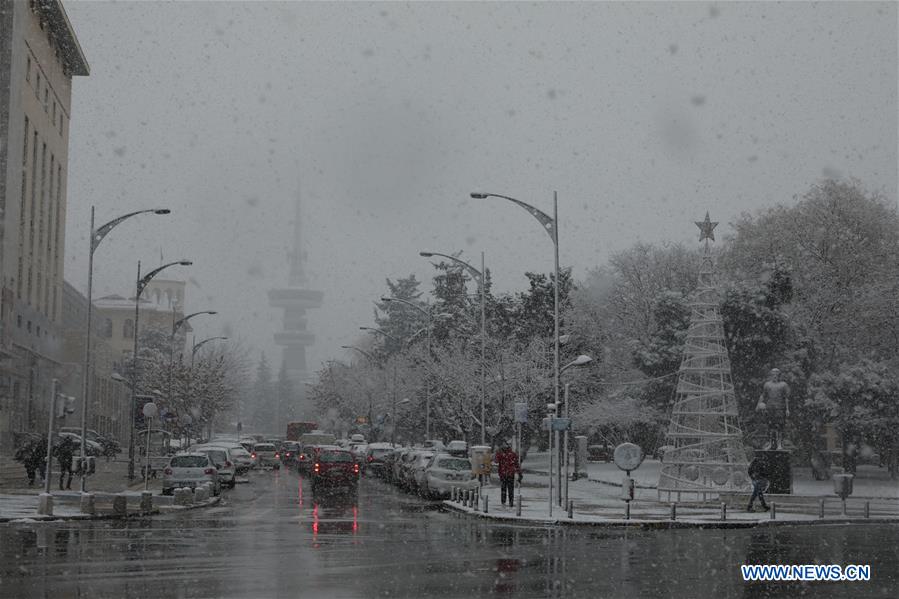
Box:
[0,0,88,451]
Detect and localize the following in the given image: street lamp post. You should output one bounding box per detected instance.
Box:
[191,336,229,369]
[380,297,437,440]
[420,251,488,445]
[169,311,217,427]
[128,259,191,480]
[80,206,171,491]
[559,354,592,508]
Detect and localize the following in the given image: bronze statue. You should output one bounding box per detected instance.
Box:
[756,368,790,450]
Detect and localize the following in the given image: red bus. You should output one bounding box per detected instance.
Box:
[286,421,318,441]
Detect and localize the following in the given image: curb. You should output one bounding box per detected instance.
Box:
[440,500,899,530]
[0,495,221,524]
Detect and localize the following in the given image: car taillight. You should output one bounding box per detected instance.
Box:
[286,452,292,457]
[251,453,256,459]
[354,463,359,474]
[299,454,305,459]
[275,453,280,459]
[314,463,320,474]
[204,468,215,475]
[367,455,374,462]
[225,461,232,467]
[163,467,172,475]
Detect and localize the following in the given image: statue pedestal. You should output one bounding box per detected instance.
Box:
[759,449,792,494]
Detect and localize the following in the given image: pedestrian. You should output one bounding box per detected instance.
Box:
[747,452,770,512]
[56,436,75,490]
[15,437,40,486]
[495,442,522,508]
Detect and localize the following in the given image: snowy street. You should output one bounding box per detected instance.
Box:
[1,467,897,598]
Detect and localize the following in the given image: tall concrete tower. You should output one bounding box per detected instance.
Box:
[268,191,323,419]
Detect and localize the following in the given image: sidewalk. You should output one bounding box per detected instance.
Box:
[445,474,899,528]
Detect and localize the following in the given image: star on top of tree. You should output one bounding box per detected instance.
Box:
[695,212,718,242]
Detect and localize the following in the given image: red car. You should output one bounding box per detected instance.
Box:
[311,446,359,493]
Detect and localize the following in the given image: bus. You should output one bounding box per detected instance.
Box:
[286,421,318,441]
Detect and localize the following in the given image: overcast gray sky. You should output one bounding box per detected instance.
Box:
[63,1,897,374]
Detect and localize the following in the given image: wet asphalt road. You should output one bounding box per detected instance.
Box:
[1,467,897,598]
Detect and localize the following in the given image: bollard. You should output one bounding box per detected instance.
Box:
[195,486,208,502]
[516,494,522,517]
[670,502,677,521]
[451,487,457,502]
[37,493,53,516]
[140,491,153,514]
[112,493,128,516]
[464,490,470,508]
[567,500,573,519]
[720,502,727,521]
[484,495,489,514]
[819,498,825,519]
[625,501,631,520]
[80,493,96,515]
[175,487,191,506]
[770,502,776,520]
[864,501,870,519]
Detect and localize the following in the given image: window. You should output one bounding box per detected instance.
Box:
[35,73,40,98]
[123,318,134,339]
[25,56,30,82]
[52,101,56,123]
[43,87,48,111]
[17,315,22,328]
[102,318,113,338]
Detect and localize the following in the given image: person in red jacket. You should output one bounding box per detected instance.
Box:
[495,442,522,507]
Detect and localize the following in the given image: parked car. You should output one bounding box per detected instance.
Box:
[422,439,446,452]
[445,440,468,457]
[296,443,319,475]
[392,448,415,486]
[162,453,220,496]
[56,431,103,456]
[193,446,237,488]
[221,445,254,473]
[363,443,395,478]
[421,453,479,498]
[310,446,359,493]
[408,450,437,493]
[251,443,281,469]
[350,434,366,444]
[349,443,368,464]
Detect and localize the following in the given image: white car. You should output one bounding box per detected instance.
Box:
[162,453,220,496]
[194,446,237,488]
[422,453,479,498]
[422,439,446,452]
[217,445,253,473]
[251,443,280,469]
[445,440,468,456]
[409,450,437,493]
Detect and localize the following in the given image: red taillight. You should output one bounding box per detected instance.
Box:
[354,463,359,474]
[367,455,374,462]
[286,452,292,457]
[225,461,232,467]
[163,467,172,475]
[251,453,256,459]
[275,453,280,459]
[299,454,305,460]
[314,463,320,474]
[204,468,215,475]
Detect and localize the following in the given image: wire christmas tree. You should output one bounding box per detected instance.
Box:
[657,213,751,500]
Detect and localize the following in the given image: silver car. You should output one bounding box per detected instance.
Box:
[162,453,220,496]
[251,443,281,469]
[194,446,237,488]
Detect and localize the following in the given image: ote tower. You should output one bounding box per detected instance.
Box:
[267,193,323,420]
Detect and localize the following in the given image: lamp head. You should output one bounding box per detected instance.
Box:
[419,252,434,258]
[573,354,592,366]
[380,297,392,303]
[179,260,193,266]
[154,209,171,215]
[470,193,488,199]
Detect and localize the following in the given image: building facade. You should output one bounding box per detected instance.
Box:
[0,0,88,451]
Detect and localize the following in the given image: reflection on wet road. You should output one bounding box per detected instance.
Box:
[1,468,897,598]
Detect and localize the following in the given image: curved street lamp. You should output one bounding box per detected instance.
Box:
[169,310,217,415]
[341,345,376,363]
[420,251,488,444]
[191,336,229,365]
[380,297,439,440]
[560,353,592,508]
[80,206,170,491]
[127,258,191,480]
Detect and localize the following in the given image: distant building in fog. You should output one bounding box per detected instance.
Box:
[0,0,88,451]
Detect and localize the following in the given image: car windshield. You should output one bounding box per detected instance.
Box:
[254,444,275,451]
[371,449,391,458]
[171,456,208,468]
[318,452,352,463]
[205,451,227,464]
[436,458,470,471]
